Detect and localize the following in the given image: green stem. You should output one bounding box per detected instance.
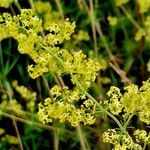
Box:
[14,0,22,12]
[28,0,35,12]
[89,0,102,88]
[123,113,134,129]
[67,78,137,149]
[76,79,124,133]
[76,125,87,150]
[53,129,59,150]
[12,115,24,150]
[120,6,140,29]
[143,132,150,150]
[143,143,147,150]
[55,0,64,20]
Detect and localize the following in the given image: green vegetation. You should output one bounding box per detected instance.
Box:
[0,0,150,149]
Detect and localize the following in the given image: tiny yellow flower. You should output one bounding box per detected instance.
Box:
[107,16,117,26]
[134,28,146,41]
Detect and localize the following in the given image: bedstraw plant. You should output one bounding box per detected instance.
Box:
[0,0,150,150]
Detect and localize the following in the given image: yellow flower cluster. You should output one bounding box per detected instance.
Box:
[134,28,146,41]
[1,134,19,145]
[115,0,129,6]
[102,129,142,150]
[0,99,24,116]
[107,78,150,124]
[107,86,122,115]
[62,50,101,89]
[0,127,19,146]
[73,30,90,41]
[137,0,150,13]
[38,85,96,126]
[134,129,150,144]
[12,80,37,112]
[34,1,62,29]
[34,1,90,50]
[0,0,13,8]
[0,9,102,126]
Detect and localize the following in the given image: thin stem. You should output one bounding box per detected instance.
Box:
[120,6,140,29]
[42,76,53,99]
[74,79,137,150]
[53,75,62,86]
[14,0,21,12]
[80,0,90,16]
[53,129,59,150]
[80,0,111,57]
[28,0,35,12]
[89,0,98,57]
[56,74,65,87]
[106,112,124,131]
[75,78,123,130]
[142,132,150,150]
[96,22,131,84]
[10,5,16,15]
[76,125,87,150]
[95,22,112,57]
[34,0,66,90]
[0,110,71,134]
[110,62,131,84]
[123,113,134,129]
[40,45,66,88]
[12,115,24,150]
[143,142,147,150]
[84,138,91,150]
[80,0,131,85]
[107,112,137,150]
[40,45,64,67]
[55,0,64,20]
[89,0,101,88]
